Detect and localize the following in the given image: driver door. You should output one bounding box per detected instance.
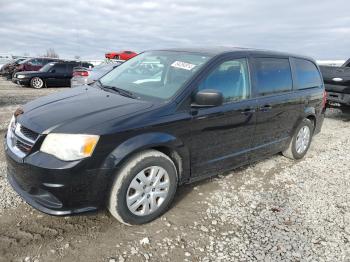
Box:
[46,64,67,87]
[190,58,257,178]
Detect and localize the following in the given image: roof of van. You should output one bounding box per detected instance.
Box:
[151,47,314,61]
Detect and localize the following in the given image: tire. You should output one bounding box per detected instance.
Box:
[108,150,178,225]
[114,55,120,60]
[283,118,314,160]
[30,77,44,89]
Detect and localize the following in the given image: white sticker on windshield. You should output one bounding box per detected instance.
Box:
[171,61,196,70]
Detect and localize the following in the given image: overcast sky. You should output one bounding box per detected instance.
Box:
[0,0,349,60]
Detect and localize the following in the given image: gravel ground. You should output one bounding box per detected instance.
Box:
[0,77,349,261]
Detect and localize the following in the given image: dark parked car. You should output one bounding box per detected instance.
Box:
[319,59,350,110]
[4,48,325,225]
[12,61,93,88]
[70,61,121,87]
[11,58,61,78]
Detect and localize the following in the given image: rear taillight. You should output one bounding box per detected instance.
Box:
[322,90,327,109]
[73,71,89,77]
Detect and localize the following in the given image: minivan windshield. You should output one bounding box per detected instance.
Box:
[99,51,212,101]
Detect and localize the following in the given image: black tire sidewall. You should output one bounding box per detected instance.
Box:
[114,155,177,225]
[291,119,314,159]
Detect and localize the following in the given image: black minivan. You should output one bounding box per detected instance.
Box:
[4,48,326,225]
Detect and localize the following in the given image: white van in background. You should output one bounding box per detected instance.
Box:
[0,53,13,70]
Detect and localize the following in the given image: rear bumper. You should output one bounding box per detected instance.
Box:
[327,91,350,106]
[70,77,88,88]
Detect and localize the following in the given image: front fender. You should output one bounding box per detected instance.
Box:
[101,132,190,183]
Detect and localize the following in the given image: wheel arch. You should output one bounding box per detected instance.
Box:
[102,132,190,184]
[303,106,317,132]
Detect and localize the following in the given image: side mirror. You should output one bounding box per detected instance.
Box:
[192,89,223,107]
[50,69,56,73]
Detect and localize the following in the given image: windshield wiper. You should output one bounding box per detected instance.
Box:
[96,80,137,99]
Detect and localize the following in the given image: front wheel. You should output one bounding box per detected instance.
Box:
[108,150,178,225]
[30,77,44,89]
[283,118,314,160]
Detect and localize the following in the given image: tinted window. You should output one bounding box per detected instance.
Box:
[254,58,292,95]
[198,58,250,103]
[53,64,67,73]
[66,64,75,73]
[293,58,322,89]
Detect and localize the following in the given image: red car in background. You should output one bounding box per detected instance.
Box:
[105,51,137,60]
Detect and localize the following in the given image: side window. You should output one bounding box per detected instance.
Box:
[198,58,250,103]
[66,64,74,73]
[29,59,39,65]
[254,58,292,96]
[53,64,67,74]
[292,58,322,89]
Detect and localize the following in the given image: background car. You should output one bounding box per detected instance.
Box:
[12,60,93,88]
[12,57,61,78]
[71,61,121,87]
[0,53,13,70]
[0,58,27,78]
[319,59,350,111]
[105,50,137,60]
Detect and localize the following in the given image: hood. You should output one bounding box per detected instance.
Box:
[18,86,154,134]
[16,71,40,76]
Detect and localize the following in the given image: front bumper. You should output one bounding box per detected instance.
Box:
[4,141,113,216]
[12,77,30,86]
[327,91,350,106]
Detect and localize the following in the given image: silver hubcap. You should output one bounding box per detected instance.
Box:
[126,166,170,216]
[296,126,311,154]
[32,77,43,88]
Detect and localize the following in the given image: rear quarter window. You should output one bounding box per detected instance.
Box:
[53,64,67,74]
[292,58,322,89]
[253,58,293,96]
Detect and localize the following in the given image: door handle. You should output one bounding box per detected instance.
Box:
[241,108,256,114]
[259,105,272,112]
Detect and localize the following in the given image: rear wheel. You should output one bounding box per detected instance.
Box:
[30,77,44,89]
[108,150,178,225]
[283,118,314,160]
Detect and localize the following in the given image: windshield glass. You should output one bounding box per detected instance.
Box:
[39,63,55,72]
[99,51,211,101]
[19,58,31,65]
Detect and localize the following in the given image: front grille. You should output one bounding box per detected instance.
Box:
[20,125,39,141]
[15,139,32,153]
[7,122,40,157]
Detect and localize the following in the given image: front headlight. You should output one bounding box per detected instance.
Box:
[40,133,99,161]
[17,75,26,79]
[8,115,16,131]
